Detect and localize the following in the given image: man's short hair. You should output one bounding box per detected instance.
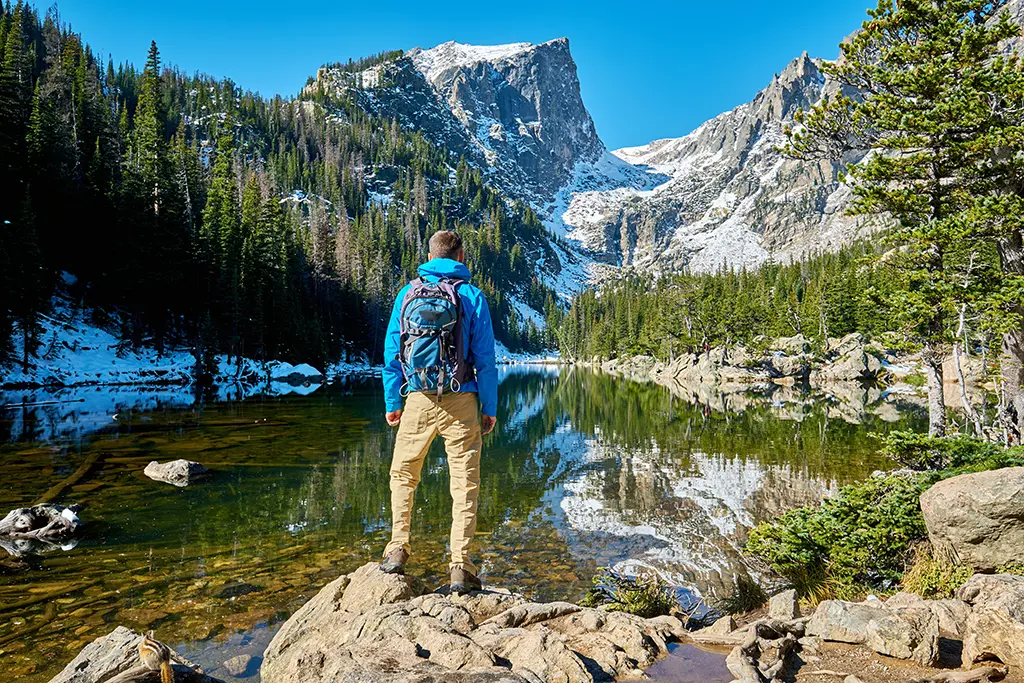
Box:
[429,230,463,260]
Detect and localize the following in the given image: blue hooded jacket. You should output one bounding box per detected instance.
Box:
[383,258,498,416]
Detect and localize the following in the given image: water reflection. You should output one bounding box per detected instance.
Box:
[0,367,925,681]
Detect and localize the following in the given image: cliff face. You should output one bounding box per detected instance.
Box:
[408,39,606,206]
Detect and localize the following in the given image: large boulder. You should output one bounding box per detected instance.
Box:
[770,335,811,356]
[957,574,1024,668]
[920,467,1024,571]
[768,355,811,382]
[48,626,221,683]
[806,600,940,665]
[815,348,883,383]
[884,592,971,637]
[144,460,208,488]
[261,562,683,683]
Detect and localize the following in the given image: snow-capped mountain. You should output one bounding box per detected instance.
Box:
[567,53,881,271]
[308,38,880,284]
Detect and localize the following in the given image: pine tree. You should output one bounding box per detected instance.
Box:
[784,0,1024,437]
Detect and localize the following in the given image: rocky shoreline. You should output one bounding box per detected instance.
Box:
[588,334,900,387]
[45,558,1024,683]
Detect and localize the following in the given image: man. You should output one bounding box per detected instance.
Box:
[380,230,498,593]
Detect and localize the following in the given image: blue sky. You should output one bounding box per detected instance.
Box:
[57,0,872,149]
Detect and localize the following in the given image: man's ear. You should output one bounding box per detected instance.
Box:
[456,249,466,264]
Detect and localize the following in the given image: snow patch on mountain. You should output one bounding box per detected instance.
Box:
[408,40,541,82]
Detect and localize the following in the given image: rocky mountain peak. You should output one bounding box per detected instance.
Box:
[405,38,604,204]
[759,52,824,122]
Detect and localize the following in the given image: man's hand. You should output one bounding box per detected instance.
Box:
[386,410,403,427]
[481,415,497,436]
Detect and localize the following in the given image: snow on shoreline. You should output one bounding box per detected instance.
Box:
[0,298,560,442]
[0,306,377,392]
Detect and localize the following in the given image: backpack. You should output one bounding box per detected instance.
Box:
[398,277,474,399]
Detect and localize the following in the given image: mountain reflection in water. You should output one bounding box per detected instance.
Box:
[0,367,925,682]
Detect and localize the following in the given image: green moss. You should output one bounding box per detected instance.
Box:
[996,562,1024,576]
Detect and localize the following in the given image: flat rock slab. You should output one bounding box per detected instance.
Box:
[144,459,208,487]
[261,562,685,683]
[48,625,223,683]
[920,467,1024,571]
[806,599,940,666]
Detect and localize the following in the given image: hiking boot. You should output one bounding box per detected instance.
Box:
[380,548,409,575]
[450,566,482,594]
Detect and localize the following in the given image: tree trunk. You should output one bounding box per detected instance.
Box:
[924,344,947,437]
[997,230,1024,444]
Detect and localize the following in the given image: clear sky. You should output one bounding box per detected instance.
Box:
[55,0,873,150]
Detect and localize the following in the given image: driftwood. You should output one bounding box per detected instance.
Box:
[911,667,1009,683]
[725,620,799,683]
[0,503,81,539]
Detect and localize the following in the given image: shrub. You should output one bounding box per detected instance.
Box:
[716,573,769,615]
[880,432,1003,472]
[746,433,1024,600]
[901,545,973,599]
[746,473,927,596]
[580,568,677,618]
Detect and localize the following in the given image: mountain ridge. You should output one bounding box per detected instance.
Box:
[310,37,876,282]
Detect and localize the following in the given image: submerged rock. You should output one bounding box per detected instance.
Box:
[261,562,683,683]
[144,459,208,487]
[48,625,223,683]
[920,467,1024,571]
[957,573,1024,668]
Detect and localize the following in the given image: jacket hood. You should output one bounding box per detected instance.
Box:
[418,258,472,281]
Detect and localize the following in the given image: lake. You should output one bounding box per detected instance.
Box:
[0,367,926,681]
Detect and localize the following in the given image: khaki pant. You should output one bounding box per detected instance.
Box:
[384,391,482,573]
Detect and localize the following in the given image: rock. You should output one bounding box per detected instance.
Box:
[920,467,1024,571]
[222,654,255,677]
[144,460,208,487]
[771,335,811,356]
[700,615,737,635]
[261,562,682,683]
[805,600,940,665]
[845,676,868,683]
[832,332,865,356]
[768,589,799,621]
[770,355,811,382]
[885,592,971,637]
[815,345,883,382]
[797,635,822,653]
[957,573,1024,668]
[47,625,222,683]
[216,581,261,599]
